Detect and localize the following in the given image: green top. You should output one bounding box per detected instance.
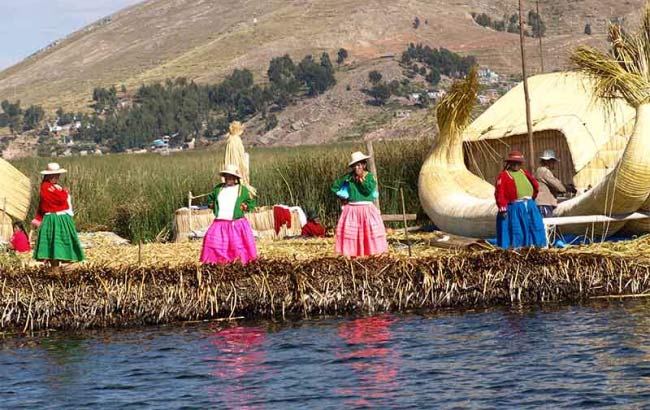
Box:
[509,170,534,199]
[207,183,256,219]
[331,172,377,202]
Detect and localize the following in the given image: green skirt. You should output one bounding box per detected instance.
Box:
[34,213,85,262]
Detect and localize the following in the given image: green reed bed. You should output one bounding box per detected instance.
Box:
[12,140,427,241]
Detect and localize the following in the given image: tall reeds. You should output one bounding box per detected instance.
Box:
[12,140,427,241]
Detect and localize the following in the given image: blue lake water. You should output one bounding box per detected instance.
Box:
[2,300,650,409]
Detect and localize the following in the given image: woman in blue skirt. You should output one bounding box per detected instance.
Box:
[494,151,547,248]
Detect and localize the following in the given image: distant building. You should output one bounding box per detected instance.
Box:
[479,67,500,84]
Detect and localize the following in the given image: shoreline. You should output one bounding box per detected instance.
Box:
[2,234,649,331]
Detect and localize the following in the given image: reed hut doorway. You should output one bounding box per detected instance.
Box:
[463,130,575,188]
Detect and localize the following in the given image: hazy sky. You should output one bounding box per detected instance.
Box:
[0,0,143,70]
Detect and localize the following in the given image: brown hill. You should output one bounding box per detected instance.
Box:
[0,0,644,112]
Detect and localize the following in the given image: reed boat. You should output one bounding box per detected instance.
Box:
[419,70,650,238]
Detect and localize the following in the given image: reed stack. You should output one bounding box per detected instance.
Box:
[2,236,650,332]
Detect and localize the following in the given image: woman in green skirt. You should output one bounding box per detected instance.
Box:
[33,162,85,268]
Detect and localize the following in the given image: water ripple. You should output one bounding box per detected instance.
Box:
[2,300,650,408]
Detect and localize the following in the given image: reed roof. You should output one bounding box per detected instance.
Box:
[0,158,31,220]
[464,72,636,172]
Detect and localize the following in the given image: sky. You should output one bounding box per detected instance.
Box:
[0,0,143,70]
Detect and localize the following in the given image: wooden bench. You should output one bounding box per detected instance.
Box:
[382,214,417,222]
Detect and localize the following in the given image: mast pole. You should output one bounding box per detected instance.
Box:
[519,0,536,171]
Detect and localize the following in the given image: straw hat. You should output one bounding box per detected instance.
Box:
[40,162,67,175]
[540,149,559,161]
[220,164,242,179]
[504,150,525,163]
[228,121,244,137]
[348,151,371,167]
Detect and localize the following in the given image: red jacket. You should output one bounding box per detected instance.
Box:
[38,181,69,214]
[301,221,326,237]
[495,168,539,212]
[10,230,31,252]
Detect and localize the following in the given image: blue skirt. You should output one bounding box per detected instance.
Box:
[497,199,547,249]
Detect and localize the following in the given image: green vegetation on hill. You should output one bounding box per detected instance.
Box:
[0,100,45,134]
[401,43,476,85]
[471,10,545,37]
[2,52,339,152]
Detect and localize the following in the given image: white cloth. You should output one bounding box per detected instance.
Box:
[216,186,239,220]
[289,206,307,227]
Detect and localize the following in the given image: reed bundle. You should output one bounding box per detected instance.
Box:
[2,236,650,331]
[173,206,303,242]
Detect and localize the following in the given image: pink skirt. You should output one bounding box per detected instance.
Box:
[200,218,258,265]
[335,203,389,257]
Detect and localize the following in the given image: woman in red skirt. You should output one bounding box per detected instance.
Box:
[331,151,388,257]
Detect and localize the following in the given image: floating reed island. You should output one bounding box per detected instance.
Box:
[2,233,650,332]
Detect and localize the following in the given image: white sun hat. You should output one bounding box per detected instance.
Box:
[540,149,559,161]
[348,151,371,167]
[220,164,242,179]
[40,162,67,175]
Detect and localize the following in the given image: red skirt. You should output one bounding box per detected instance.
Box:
[335,203,388,257]
[200,218,258,265]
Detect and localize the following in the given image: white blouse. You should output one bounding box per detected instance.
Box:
[216,185,239,220]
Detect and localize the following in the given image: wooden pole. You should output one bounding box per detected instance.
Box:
[536,1,544,73]
[519,0,536,171]
[399,187,412,256]
[1,198,6,241]
[365,140,380,210]
[188,191,193,235]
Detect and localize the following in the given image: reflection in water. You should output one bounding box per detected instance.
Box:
[41,334,87,390]
[207,326,266,409]
[5,302,650,408]
[337,315,399,407]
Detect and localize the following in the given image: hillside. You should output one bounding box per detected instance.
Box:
[1,0,644,111]
[0,0,643,157]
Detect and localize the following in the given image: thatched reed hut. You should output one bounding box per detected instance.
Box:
[464,72,635,194]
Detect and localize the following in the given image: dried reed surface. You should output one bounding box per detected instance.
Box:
[2,235,650,332]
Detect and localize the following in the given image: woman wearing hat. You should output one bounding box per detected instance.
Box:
[331,151,388,257]
[200,164,258,264]
[33,162,85,267]
[535,149,567,218]
[495,151,547,248]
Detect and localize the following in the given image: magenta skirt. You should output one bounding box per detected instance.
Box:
[200,218,258,265]
[335,203,388,257]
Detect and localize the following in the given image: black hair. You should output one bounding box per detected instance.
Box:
[12,221,26,233]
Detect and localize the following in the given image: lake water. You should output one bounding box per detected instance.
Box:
[2,300,650,409]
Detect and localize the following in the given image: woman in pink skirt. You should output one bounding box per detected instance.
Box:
[331,151,388,257]
[200,164,258,264]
